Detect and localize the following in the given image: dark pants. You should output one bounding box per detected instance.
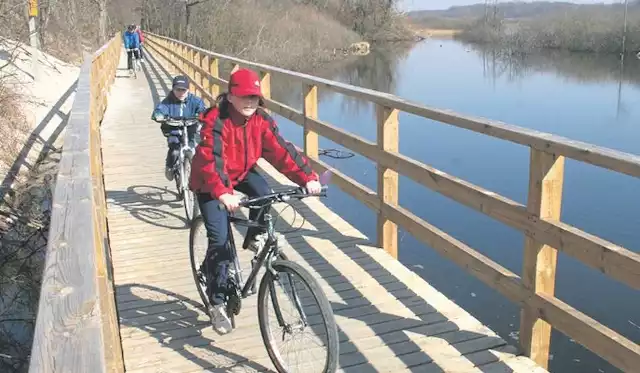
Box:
[139,43,145,59]
[126,49,140,70]
[163,125,198,170]
[198,168,272,305]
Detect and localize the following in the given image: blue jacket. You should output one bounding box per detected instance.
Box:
[152,91,206,120]
[152,92,206,143]
[123,31,140,49]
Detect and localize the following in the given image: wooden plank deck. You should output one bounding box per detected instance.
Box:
[100,49,546,373]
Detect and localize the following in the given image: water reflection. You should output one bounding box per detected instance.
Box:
[467,42,640,85]
[266,42,414,115]
[269,38,640,373]
[466,42,640,120]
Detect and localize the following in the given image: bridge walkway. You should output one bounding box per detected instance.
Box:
[100,47,545,373]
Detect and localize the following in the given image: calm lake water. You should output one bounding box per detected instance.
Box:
[270,38,640,373]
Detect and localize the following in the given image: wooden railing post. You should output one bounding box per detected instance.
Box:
[520,148,565,369]
[201,54,211,105]
[193,50,200,95]
[261,71,271,113]
[303,84,318,159]
[231,63,240,77]
[376,105,399,258]
[165,41,172,74]
[179,44,185,72]
[170,41,177,74]
[210,57,219,98]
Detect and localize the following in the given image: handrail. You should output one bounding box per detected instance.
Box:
[145,33,640,372]
[145,33,640,178]
[28,33,123,373]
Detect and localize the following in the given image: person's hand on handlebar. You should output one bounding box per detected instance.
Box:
[219,193,243,211]
[305,180,322,194]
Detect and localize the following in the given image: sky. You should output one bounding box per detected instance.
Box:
[401,0,619,11]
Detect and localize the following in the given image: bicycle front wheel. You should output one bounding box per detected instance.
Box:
[257,260,339,373]
[182,157,197,222]
[189,215,210,312]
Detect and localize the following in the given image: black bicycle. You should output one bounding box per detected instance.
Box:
[188,171,339,373]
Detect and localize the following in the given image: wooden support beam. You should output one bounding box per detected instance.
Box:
[376,105,399,258]
[520,148,565,369]
[303,84,318,159]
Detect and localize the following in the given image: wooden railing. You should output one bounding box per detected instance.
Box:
[28,33,123,373]
[145,33,640,372]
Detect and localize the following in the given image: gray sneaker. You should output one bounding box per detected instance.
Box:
[165,167,174,181]
[209,304,232,335]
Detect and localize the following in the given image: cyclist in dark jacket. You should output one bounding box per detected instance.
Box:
[189,68,320,334]
[151,75,206,180]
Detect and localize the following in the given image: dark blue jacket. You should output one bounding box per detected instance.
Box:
[152,92,206,141]
[123,31,140,49]
[152,91,206,120]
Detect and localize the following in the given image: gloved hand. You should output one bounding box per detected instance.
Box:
[305,180,322,194]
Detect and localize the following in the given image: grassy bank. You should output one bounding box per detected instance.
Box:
[462,8,640,54]
[142,0,414,72]
[410,2,640,54]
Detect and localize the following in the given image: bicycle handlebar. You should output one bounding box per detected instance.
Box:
[217,185,328,212]
[162,115,200,121]
[154,115,201,127]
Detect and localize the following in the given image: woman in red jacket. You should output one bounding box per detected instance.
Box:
[189,68,320,334]
[135,25,145,62]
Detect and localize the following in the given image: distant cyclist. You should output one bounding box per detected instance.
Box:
[151,75,206,181]
[123,24,141,73]
[135,25,145,63]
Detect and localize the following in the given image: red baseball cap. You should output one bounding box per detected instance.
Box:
[228,68,262,97]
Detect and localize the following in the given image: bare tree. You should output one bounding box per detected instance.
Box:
[91,0,109,44]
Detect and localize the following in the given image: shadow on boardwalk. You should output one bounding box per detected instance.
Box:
[117,283,276,372]
[260,171,520,372]
[106,185,188,229]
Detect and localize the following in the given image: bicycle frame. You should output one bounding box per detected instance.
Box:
[177,124,192,187]
[226,210,310,328]
[221,186,329,327]
[166,118,199,180]
[226,212,279,298]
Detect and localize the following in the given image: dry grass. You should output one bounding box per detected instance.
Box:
[0,147,57,373]
[408,25,462,39]
[144,0,415,71]
[146,0,362,71]
[458,7,640,54]
[0,84,30,189]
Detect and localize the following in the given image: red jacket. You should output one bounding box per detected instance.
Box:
[190,102,318,199]
[136,29,144,43]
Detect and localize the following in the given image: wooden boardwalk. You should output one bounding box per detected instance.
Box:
[100,49,546,373]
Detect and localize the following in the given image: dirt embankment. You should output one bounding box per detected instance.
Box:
[0,39,79,195]
[0,38,78,373]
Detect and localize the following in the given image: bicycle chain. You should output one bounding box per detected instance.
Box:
[226,280,242,316]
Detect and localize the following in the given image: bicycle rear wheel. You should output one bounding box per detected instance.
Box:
[257,260,338,373]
